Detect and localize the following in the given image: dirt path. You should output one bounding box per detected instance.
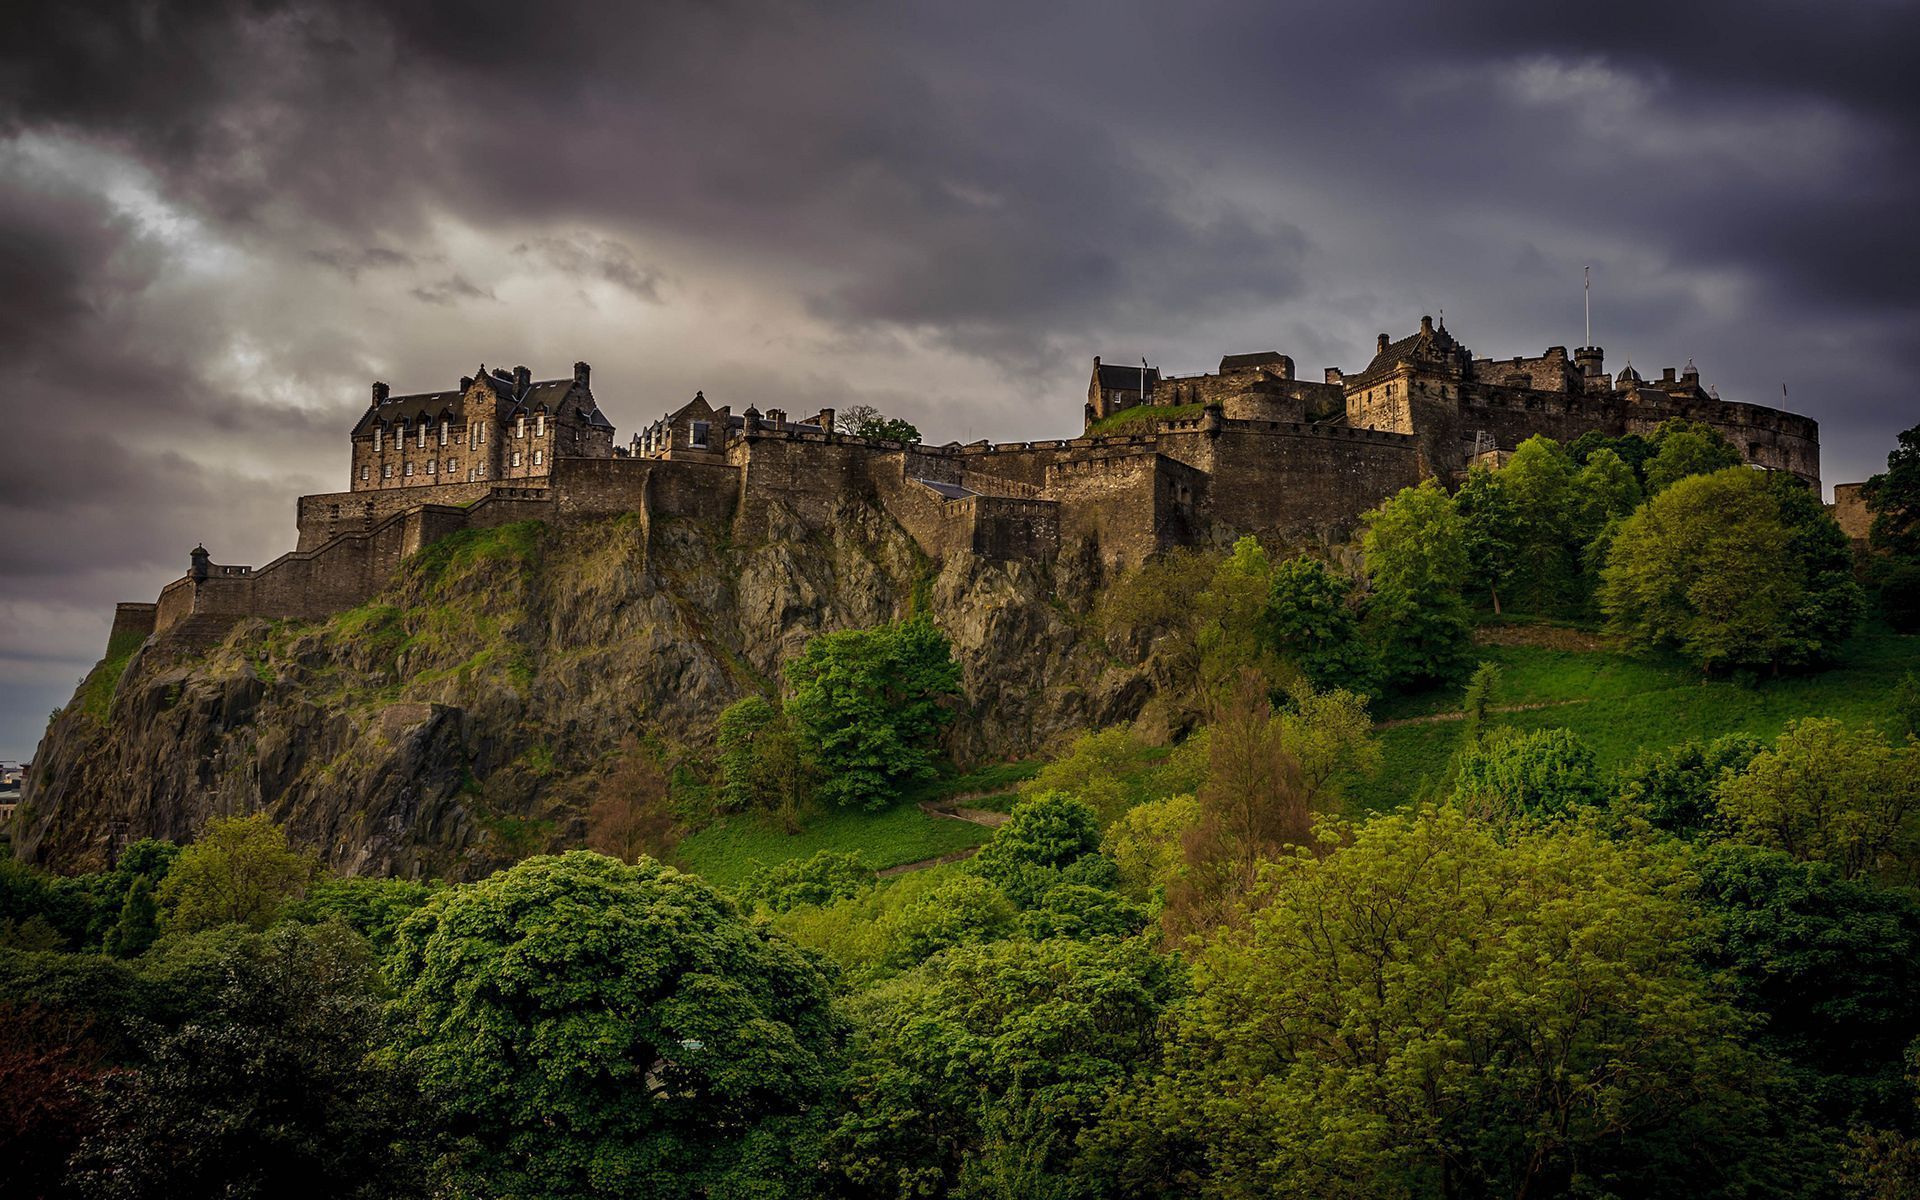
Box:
[1374,699,1583,729]
[878,797,1013,876]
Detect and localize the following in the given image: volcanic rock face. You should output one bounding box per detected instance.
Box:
[18,501,1154,879]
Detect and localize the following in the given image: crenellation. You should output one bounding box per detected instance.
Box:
[109,318,1822,656]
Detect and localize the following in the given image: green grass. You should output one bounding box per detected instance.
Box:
[76,627,150,722]
[1085,403,1203,437]
[1351,630,1920,812]
[675,801,993,888]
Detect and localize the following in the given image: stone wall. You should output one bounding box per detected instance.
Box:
[298,482,494,550]
[1166,419,1421,545]
[1832,482,1873,542]
[109,603,157,645]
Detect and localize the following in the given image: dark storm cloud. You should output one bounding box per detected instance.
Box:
[1,0,1917,759]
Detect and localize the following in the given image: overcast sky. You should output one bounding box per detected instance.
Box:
[3,0,1917,760]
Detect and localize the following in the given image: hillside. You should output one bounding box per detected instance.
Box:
[16,500,1153,879]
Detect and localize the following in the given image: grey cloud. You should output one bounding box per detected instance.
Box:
[410,274,494,306]
[514,234,667,302]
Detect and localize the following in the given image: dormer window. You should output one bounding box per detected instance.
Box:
[691,421,710,448]
[535,414,546,438]
[417,422,428,449]
[373,426,384,452]
[516,416,526,439]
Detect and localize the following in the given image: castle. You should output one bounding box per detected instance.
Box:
[104,317,1820,650]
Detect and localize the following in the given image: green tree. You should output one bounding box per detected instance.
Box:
[1601,467,1862,673]
[1613,733,1766,837]
[1500,435,1584,612]
[1451,726,1603,819]
[973,791,1118,909]
[1861,422,1920,558]
[837,404,923,444]
[1107,806,1779,1199]
[102,875,158,958]
[1361,479,1473,686]
[1715,718,1920,881]
[881,872,1018,968]
[784,617,962,810]
[387,851,844,1199]
[1264,555,1377,692]
[1569,429,1654,480]
[1193,536,1283,699]
[1457,660,1502,750]
[1453,463,1520,615]
[832,936,1183,1200]
[280,874,441,955]
[1100,793,1199,903]
[1573,447,1643,593]
[156,814,318,934]
[1645,418,1743,493]
[738,850,877,913]
[69,922,428,1200]
[716,694,779,811]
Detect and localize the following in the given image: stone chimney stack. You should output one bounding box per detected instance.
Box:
[818,407,836,434]
[513,365,531,395]
[1420,314,1434,335]
[574,361,591,388]
[1377,333,1390,355]
[1661,366,1677,383]
[372,381,389,405]
[460,375,474,392]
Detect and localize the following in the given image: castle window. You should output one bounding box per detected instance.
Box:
[535,414,546,438]
[439,420,449,446]
[382,463,393,479]
[404,462,414,477]
[691,421,710,448]
[359,465,369,481]
[447,458,457,473]
[426,460,436,475]
[373,427,383,452]
[511,450,522,468]
[418,423,428,448]
[533,450,543,467]
[516,416,526,439]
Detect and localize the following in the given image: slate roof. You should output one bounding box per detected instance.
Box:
[352,365,613,435]
[1344,324,1464,390]
[1094,362,1159,395]
[1218,351,1288,372]
[916,478,975,500]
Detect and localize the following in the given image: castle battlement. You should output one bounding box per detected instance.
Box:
[107,316,1819,655]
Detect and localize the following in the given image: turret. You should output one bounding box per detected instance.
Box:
[190,544,210,581]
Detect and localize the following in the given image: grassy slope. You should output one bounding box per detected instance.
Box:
[1084,403,1203,437]
[675,762,1038,888]
[1350,630,1920,812]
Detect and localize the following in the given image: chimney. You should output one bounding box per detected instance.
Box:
[818,407,836,434]
[1377,333,1390,355]
[1420,315,1433,335]
[767,407,785,427]
[372,381,389,405]
[573,361,591,388]
[513,365,531,395]
[1661,367,1677,383]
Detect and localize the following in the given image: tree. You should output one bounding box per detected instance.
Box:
[1500,435,1583,612]
[881,872,1018,968]
[1861,422,1920,558]
[0,1003,105,1200]
[1451,726,1603,819]
[1644,418,1743,493]
[1264,555,1376,692]
[1569,429,1653,480]
[836,404,923,444]
[1361,479,1474,686]
[1715,718,1920,882]
[1101,793,1200,902]
[972,791,1118,908]
[1193,536,1285,699]
[280,874,441,955]
[585,737,678,861]
[738,850,877,913]
[1108,806,1778,1199]
[156,814,317,934]
[1454,464,1520,614]
[1600,467,1861,673]
[1457,660,1501,750]
[717,695,779,811]
[103,875,158,958]
[1573,446,1643,540]
[69,923,428,1200]
[831,937,1183,1200]
[1613,733,1765,837]
[784,617,962,810]
[1273,677,1380,813]
[387,851,844,1199]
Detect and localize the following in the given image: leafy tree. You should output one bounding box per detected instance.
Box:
[1613,733,1766,837]
[1500,435,1583,611]
[1020,883,1151,941]
[1458,660,1501,750]
[1694,843,1920,1128]
[1874,558,1920,633]
[1451,726,1603,819]
[882,872,1018,968]
[156,814,317,934]
[784,617,962,810]
[585,736,679,860]
[1273,677,1380,812]
[837,404,923,444]
[738,850,877,913]
[1861,422,1920,558]
[973,791,1117,908]
[69,922,428,1200]
[1018,727,1151,823]
[0,1002,105,1200]
[1715,718,1920,881]
[1844,1041,1920,1200]
[716,694,779,811]
[1569,429,1653,480]
[1108,806,1778,1199]
[1263,555,1376,692]
[1601,467,1862,673]
[1100,793,1199,903]
[1453,463,1520,614]
[1361,479,1474,686]
[387,851,844,1199]
[103,875,158,958]
[1898,672,1920,741]
[1193,536,1284,699]
[1573,446,1644,537]
[832,936,1182,1200]
[1644,418,1743,493]
[280,874,441,955]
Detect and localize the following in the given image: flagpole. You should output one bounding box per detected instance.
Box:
[1584,265,1590,347]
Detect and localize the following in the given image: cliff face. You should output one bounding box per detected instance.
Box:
[18,499,1157,879]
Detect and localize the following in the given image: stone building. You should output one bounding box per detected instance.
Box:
[104,317,1821,653]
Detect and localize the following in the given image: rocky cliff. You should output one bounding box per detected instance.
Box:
[18,499,1163,879]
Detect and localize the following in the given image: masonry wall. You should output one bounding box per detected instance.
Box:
[299,482,494,550]
[1831,482,1873,542]
[1045,450,1171,569]
[1171,421,1422,545]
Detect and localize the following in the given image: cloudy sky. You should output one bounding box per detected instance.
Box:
[3,0,1917,759]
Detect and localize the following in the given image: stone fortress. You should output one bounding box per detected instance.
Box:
[105,316,1822,651]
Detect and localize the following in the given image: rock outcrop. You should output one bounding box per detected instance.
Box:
[18,499,1155,878]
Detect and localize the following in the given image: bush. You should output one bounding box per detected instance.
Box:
[738,850,877,913]
[1451,727,1603,818]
